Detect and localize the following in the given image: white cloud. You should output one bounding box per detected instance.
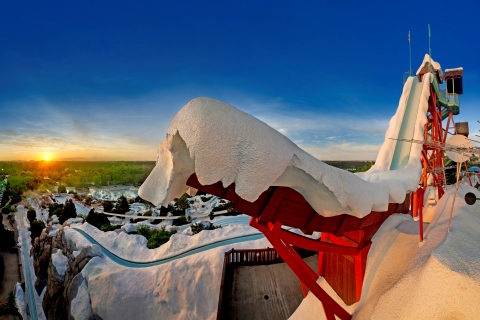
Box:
[302,142,381,161]
[1,92,390,161]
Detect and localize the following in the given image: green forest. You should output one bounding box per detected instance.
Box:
[0,161,155,206]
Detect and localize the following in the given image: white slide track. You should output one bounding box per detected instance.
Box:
[17,208,39,320]
[389,77,424,170]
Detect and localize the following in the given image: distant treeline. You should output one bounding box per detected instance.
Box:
[0,161,155,204]
[323,161,374,172]
[0,160,374,207]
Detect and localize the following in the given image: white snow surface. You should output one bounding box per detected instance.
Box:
[416,53,443,78]
[52,250,69,277]
[65,223,271,320]
[15,282,26,320]
[291,184,480,319]
[71,278,93,320]
[444,67,463,72]
[15,206,47,320]
[140,89,431,217]
[67,217,84,225]
[65,222,260,262]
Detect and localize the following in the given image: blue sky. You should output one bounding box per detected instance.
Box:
[1,0,479,161]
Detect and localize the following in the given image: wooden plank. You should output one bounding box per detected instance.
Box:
[302,214,321,235]
[233,199,263,217]
[273,210,311,229]
[335,216,361,233]
[225,184,238,202]
[255,188,275,206]
[358,211,388,229]
[277,199,315,217]
[258,187,289,224]
[283,188,310,204]
[187,174,227,198]
[311,220,342,234]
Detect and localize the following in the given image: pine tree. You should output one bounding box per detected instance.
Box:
[60,199,77,223]
[115,195,130,214]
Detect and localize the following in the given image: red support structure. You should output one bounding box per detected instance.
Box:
[250,218,353,320]
[421,84,447,200]
[186,173,410,319]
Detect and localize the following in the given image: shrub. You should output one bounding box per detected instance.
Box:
[147,230,175,249]
[86,209,110,229]
[27,207,36,223]
[136,225,177,249]
[48,202,64,218]
[115,195,130,214]
[137,224,152,238]
[190,222,221,235]
[103,201,114,213]
[1,205,15,214]
[143,210,153,216]
[0,255,4,287]
[100,224,122,232]
[5,291,17,312]
[59,199,77,224]
[212,202,232,212]
[200,196,213,202]
[172,215,190,226]
[30,220,45,244]
[85,196,93,206]
[150,219,161,225]
[173,193,190,210]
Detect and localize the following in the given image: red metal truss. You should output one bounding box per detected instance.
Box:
[250,219,353,320]
[422,85,446,198]
[186,174,410,319]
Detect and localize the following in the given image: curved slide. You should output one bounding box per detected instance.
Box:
[71,226,264,268]
[69,215,294,267]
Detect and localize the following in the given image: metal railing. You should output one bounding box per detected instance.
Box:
[420,64,460,110]
[223,246,315,266]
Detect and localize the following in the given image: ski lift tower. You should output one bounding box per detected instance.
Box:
[414,62,463,222]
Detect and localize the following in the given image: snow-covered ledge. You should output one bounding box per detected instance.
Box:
[139,94,429,218]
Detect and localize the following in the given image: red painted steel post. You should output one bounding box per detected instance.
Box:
[418,188,425,242]
[250,218,351,320]
[300,281,308,297]
[412,190,418,218]
[353,242,372,301]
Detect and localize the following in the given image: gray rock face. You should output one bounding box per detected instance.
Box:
[32,228,102,320]
[32,232,54,294]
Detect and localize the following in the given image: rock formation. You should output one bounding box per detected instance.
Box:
[32,228,102,320]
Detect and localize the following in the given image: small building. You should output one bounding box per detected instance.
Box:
[444,67,463,95]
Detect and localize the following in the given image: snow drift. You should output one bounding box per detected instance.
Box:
[291,184,480,320]
[140,73,432,218]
